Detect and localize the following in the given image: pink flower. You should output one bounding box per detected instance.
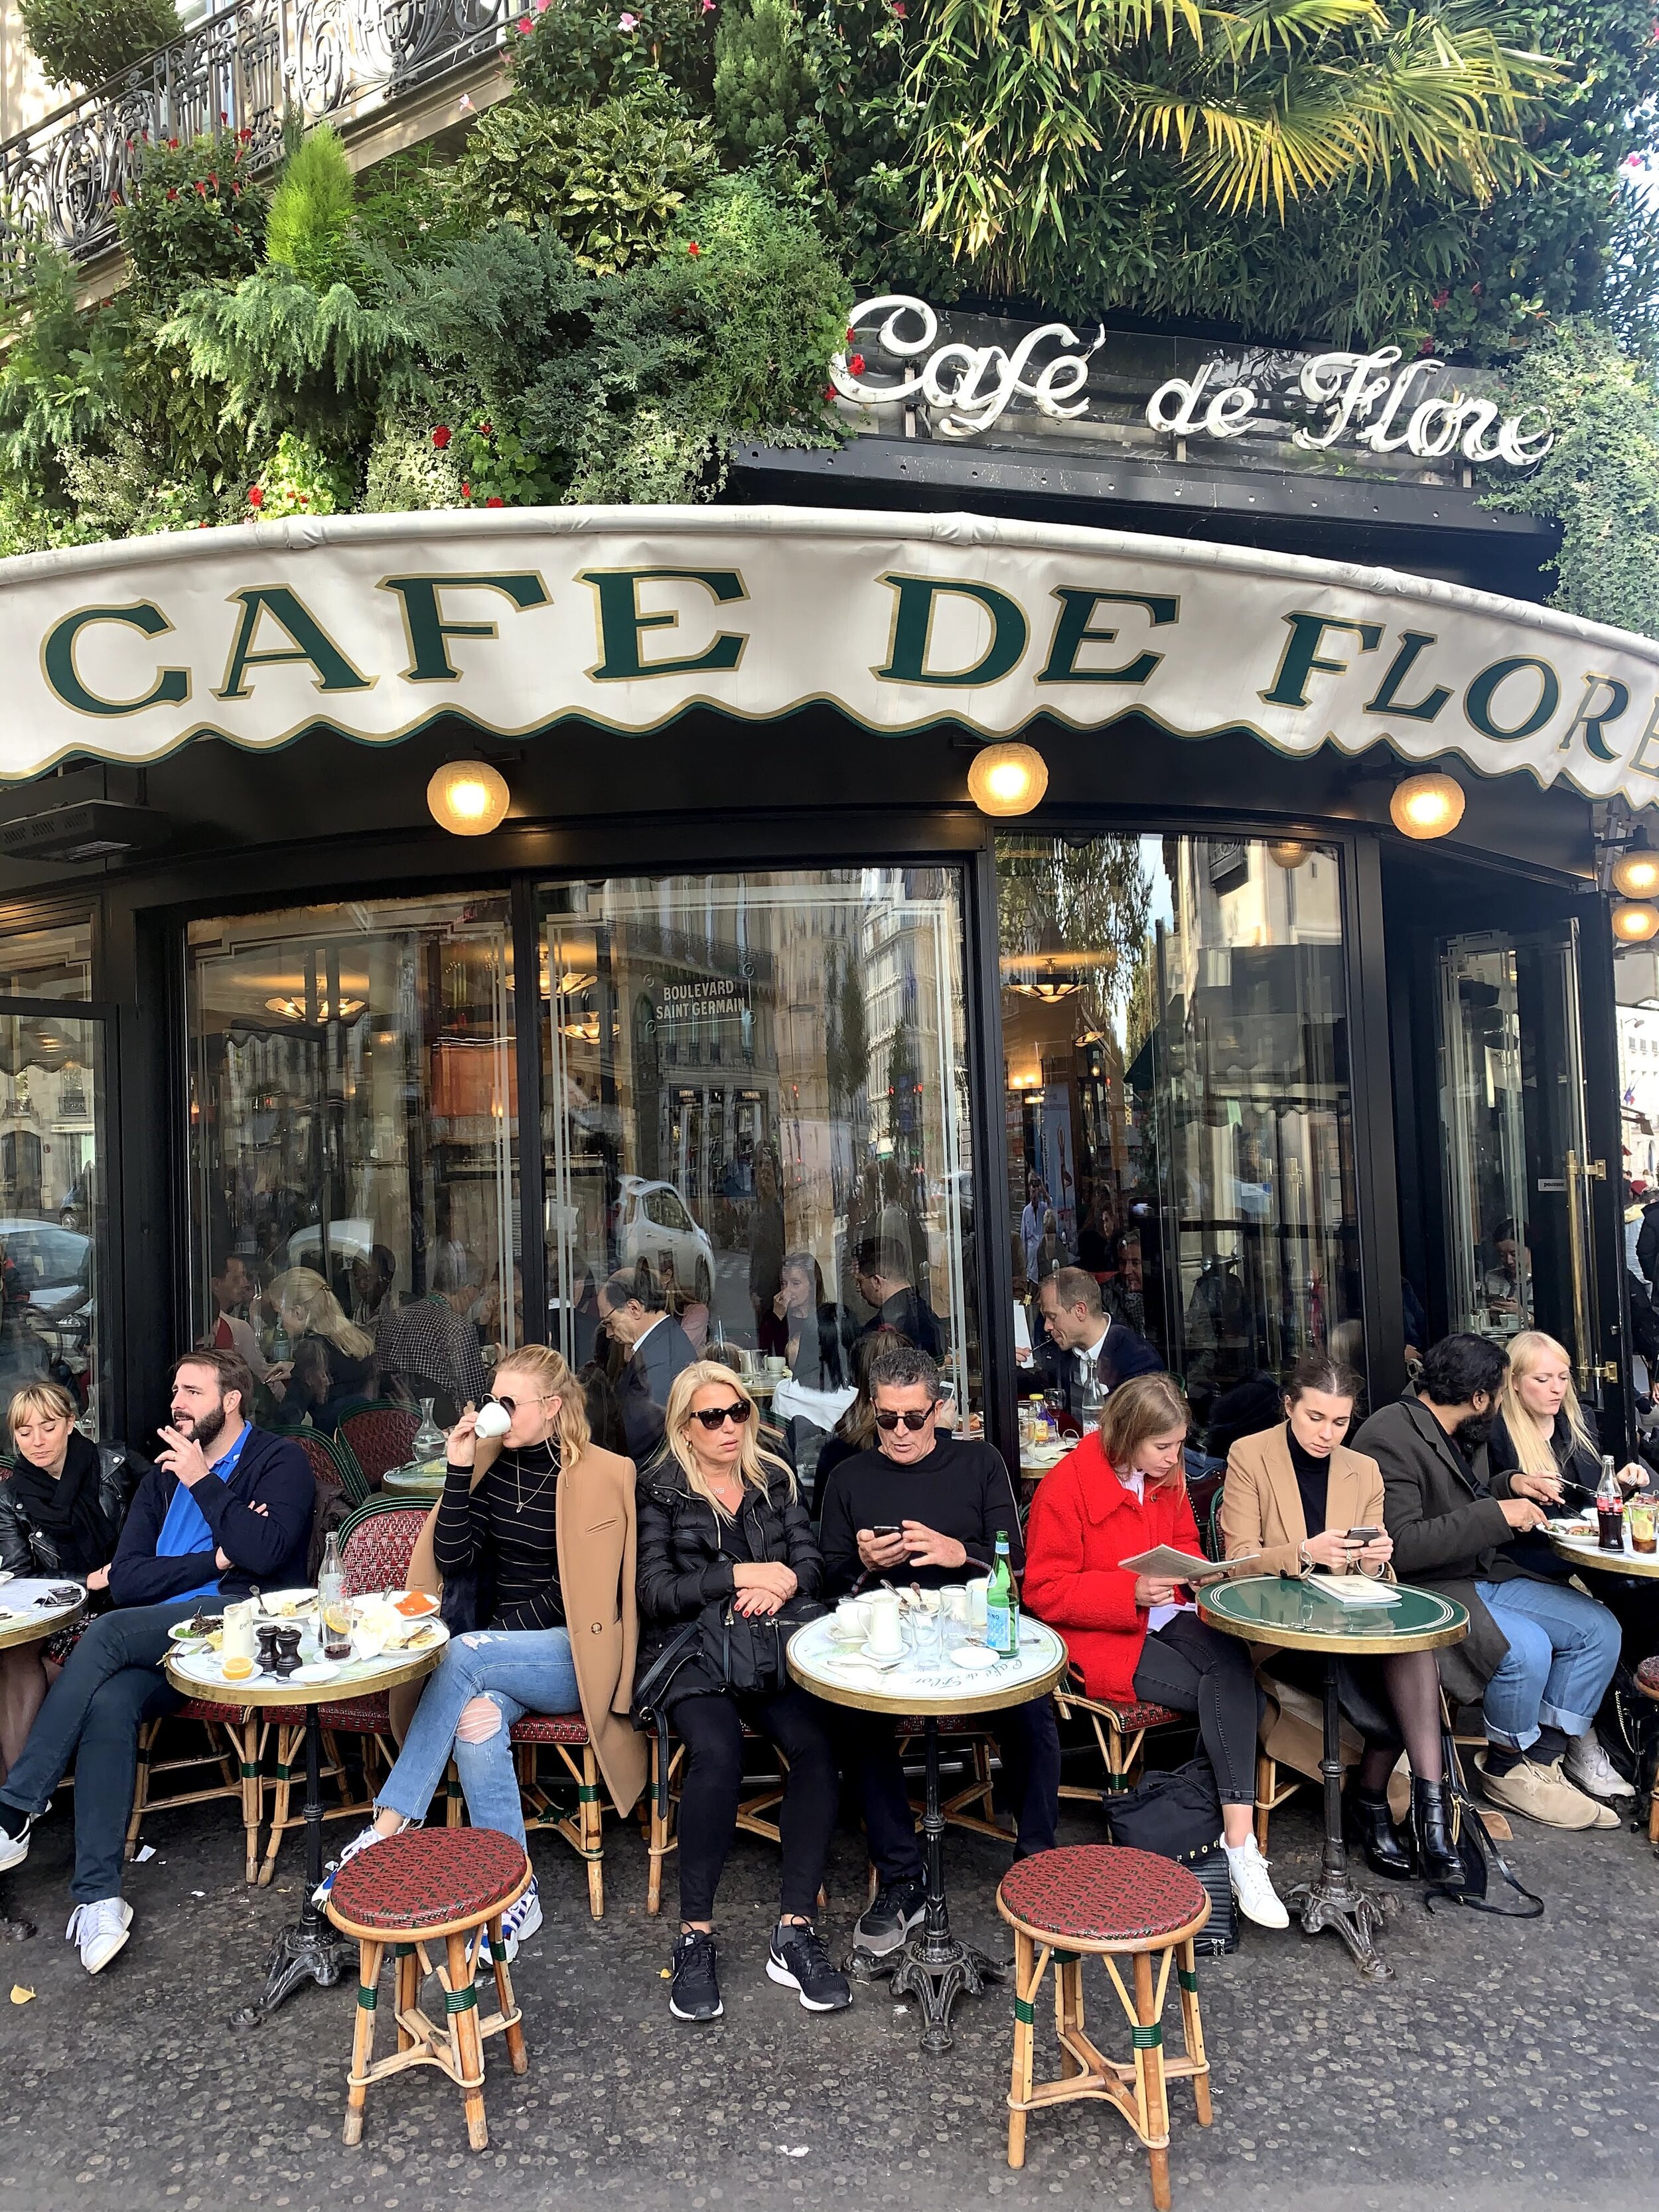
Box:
[518,11,533,28]
[619,10,639,25]
[891,1,905,15]
[433,425,453,450]
[701,0,716,11]
[248,485,264,508]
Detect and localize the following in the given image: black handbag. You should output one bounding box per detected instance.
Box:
[630,1593,828,1816]
[1423,1727,1543,1920]
[1103,1759,1235,1954]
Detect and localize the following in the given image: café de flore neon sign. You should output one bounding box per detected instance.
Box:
[5,506,1655,807]
[828,295,1551,464]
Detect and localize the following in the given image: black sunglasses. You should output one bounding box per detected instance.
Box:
[691,1402,750,1431]
[492,1392,555,1417]
[875,1408,936,1432]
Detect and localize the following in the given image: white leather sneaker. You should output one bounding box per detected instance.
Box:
[66,1897,132,1974]
[1225,1836,1290,1930]
[1563,1730,1635,1802]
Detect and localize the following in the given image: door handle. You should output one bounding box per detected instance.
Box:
[1565,1149,1591,1390]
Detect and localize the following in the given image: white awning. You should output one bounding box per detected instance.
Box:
[3,504,1655,806]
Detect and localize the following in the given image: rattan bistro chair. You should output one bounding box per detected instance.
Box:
[338,1402,421,1491]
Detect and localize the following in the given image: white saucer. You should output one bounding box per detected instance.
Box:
[948,1647,999,1671]
[290,1661,340,1685]
[857,1643,907,1669]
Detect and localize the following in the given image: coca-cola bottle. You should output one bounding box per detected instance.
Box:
[1596,1455,1625,1553]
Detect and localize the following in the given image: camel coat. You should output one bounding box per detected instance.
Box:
[1219,1424,1388,1578]
[391,1434,646,1816]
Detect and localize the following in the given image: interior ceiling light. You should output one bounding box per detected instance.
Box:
[968,742,1048,817]
[264,996,366,1022]
[1389,771,1465,840]
[1612,903,1659,945]
[1267,840,1312,869]
[427,759,510,837]
[1613,839,1659,899]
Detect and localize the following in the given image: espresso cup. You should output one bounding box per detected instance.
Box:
[474,1398,512,1439]
[834,1597,869,1642]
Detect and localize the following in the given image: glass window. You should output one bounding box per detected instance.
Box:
[0,918,92,1001]
[541,869,979,1477]
[999,833,1361,1438]
[186,895,519,1428]
[0,1004,105,1429]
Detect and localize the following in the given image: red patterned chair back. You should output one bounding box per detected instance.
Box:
[337,1499,427,1597]
[338,1403,421,1489]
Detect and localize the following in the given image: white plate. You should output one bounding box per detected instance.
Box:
[856,1643,907,1669]
[257,1588,317,1617]
[290,1661,340,1685]
[949,1646,999,1671]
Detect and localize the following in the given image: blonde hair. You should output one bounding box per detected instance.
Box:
[493,1343,591,1463]
[1496,1331,1594,1477]
[1100,1372,1192,1488]
[267,1268,374,1359]
[664,1360,796,1520]
[8,1380,76,1434]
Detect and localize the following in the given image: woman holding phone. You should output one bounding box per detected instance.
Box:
[1220,1351,1459,1885]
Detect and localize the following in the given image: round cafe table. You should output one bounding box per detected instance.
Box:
[1198,1575,1467,1982]
[0,1579,87,1941]
[166,1624,446,2026]
[382,1461,446,1497]
[1546,1519,1659,1579]
[788,1611,1066,2053]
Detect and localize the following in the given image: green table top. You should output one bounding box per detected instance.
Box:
[1198,1575,1469,1655]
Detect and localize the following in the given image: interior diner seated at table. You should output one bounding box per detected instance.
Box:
[1218,1352,1460,1886]
[1021,1372,1291,1932]
[1355,1333,1629,1832]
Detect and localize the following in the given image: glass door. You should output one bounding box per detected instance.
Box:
[1437,925,1601,1391]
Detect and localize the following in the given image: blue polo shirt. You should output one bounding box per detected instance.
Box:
[155,1424,253,1603]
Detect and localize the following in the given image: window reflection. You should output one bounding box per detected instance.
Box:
[541,871,977,1485]
[1000,834,1361,1439]
[186,897,518,1432]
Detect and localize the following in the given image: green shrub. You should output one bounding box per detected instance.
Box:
[454,85,718,273]
[505,0,715,108]
[265,127,360,291]
[713,0,814,159]
[248,429,359,518]
[115,131,267,312]
[19,0,179,88]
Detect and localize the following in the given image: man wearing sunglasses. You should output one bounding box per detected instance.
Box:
[816,1345,1060,1957]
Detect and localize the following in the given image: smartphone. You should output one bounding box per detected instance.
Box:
[872,1524,902,1537]
[1344,1526,1381,1542]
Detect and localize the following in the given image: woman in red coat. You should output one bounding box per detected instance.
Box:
[1024,1374,1288,1929]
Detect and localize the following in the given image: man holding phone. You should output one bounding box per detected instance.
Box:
[816,1343,1060,1956]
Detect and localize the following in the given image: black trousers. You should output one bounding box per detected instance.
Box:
[0,1603,182,1905]
[673,1684,841,1924]
[844,1696,1062,1884]
[1131,1611,1260,1807]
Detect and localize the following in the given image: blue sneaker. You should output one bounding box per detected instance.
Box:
[478,1880,541,1966]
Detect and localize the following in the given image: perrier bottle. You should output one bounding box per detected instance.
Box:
[985,1531,1018,1656]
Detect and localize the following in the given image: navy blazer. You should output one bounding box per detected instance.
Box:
[1029,1319,1163,1412]
[108,1426,314,1609]
[618,1315,698,1463]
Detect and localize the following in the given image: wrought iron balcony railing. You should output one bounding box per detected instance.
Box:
[0,0,512,269]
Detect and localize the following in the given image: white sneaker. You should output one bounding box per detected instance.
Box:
[0,1811,33,1876]
[66,1897,131,1974]
[1225,1836,1290,1930]
[312,1816,405,1907]
[1563,1730,1635,1802]
[479,1880,541,1966]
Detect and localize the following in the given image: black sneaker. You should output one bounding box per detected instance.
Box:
[669,1929,723,2022]
[853,1877,926,1957]
[766,1920,852,2012]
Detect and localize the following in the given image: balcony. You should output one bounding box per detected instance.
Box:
[0,0,512,273]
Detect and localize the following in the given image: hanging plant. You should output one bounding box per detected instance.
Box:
[19,0,182,90]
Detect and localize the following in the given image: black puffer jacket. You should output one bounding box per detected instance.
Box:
[0,1438,149,1578]
[635,1451,824,1674]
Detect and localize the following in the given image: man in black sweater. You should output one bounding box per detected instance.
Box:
[816,1343,1060,1956]
[0,1348,312,1973]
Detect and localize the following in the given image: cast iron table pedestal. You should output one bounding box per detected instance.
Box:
[232,1702,351,2027]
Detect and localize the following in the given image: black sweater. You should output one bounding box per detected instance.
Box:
[816,1436,1024,1599]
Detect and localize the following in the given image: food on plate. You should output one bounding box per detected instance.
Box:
[394,1590,438,1618]
[222,1654,255,1682]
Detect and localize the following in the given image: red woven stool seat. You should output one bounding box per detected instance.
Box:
[1098,1698,1183,1733]
[508,1713,589,1744]
[319,1690,392,1733]
[999,1844,1208,1947]
[328,1826,528,1932]
[1636,1654,1659,1700]
[175,1696,254,1724]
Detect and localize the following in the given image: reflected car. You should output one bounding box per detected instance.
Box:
[0,1219,92,1320]
[283,1220,378,1274]
[616,1177,715,1307]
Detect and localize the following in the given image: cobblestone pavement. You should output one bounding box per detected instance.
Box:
[0,1781,1654,2212]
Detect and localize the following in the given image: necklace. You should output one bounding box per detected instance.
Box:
[506,1437,561,1519]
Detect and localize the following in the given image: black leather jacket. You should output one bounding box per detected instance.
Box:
[635,1451,823,1668]
[0,1439,148,1578]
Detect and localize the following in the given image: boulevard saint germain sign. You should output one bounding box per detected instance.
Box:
[3,505,1656,807]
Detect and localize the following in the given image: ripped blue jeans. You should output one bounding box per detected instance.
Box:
[376,1625,580,1847]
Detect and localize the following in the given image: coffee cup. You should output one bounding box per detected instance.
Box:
[966,1576,991,1631]
[765,1355,788,1378]
[222,1599,257,1665]
[865,1591,905,1657]
[833,1597,869,1643]
[474,1398,512,1439]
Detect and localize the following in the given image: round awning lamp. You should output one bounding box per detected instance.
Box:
[1612,901,1659,945]
[968,742,1048,817]
[1267,840,1311,869]
[427,760,510,837]
[1389,772,1465,840]
[1612,840,1659,899]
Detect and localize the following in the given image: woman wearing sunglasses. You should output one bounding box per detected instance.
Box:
[636,1360,847,2025]
[314,1346,646,1955]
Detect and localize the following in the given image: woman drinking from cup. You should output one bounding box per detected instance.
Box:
[1220,1353,1461,1885]
[1023,1372,1291,1930]
[315,1346,645,1956]
[0,1382,154,1776]
[636,1361,847,2024]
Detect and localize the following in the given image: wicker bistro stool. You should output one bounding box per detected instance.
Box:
[996,1846,1212,2209]
[324,1827,532,2152]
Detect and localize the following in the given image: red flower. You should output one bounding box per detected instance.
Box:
[822,385,835,400]
[194,179,207,196]
[208,173,218,188]
[687,240,701,256]
[1430,289,1449,311]
[846,327,857,343]
[461,482,472,498]
[167,137,179,149]
[1471,283,1482,296]
[486,495,505,506]
[220,110,228,124]
[1418,336,1435,354]
[891,1,905,15]
[848,353,865,375]
[479,420,493,437]
[166,188,177,201]
[298,493,309,504]
[248,485,264,508]
[433,425,453,449]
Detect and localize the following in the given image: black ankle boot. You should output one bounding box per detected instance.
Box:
[1346,1788,1416,1880]
[1411,1777,1462,1887]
